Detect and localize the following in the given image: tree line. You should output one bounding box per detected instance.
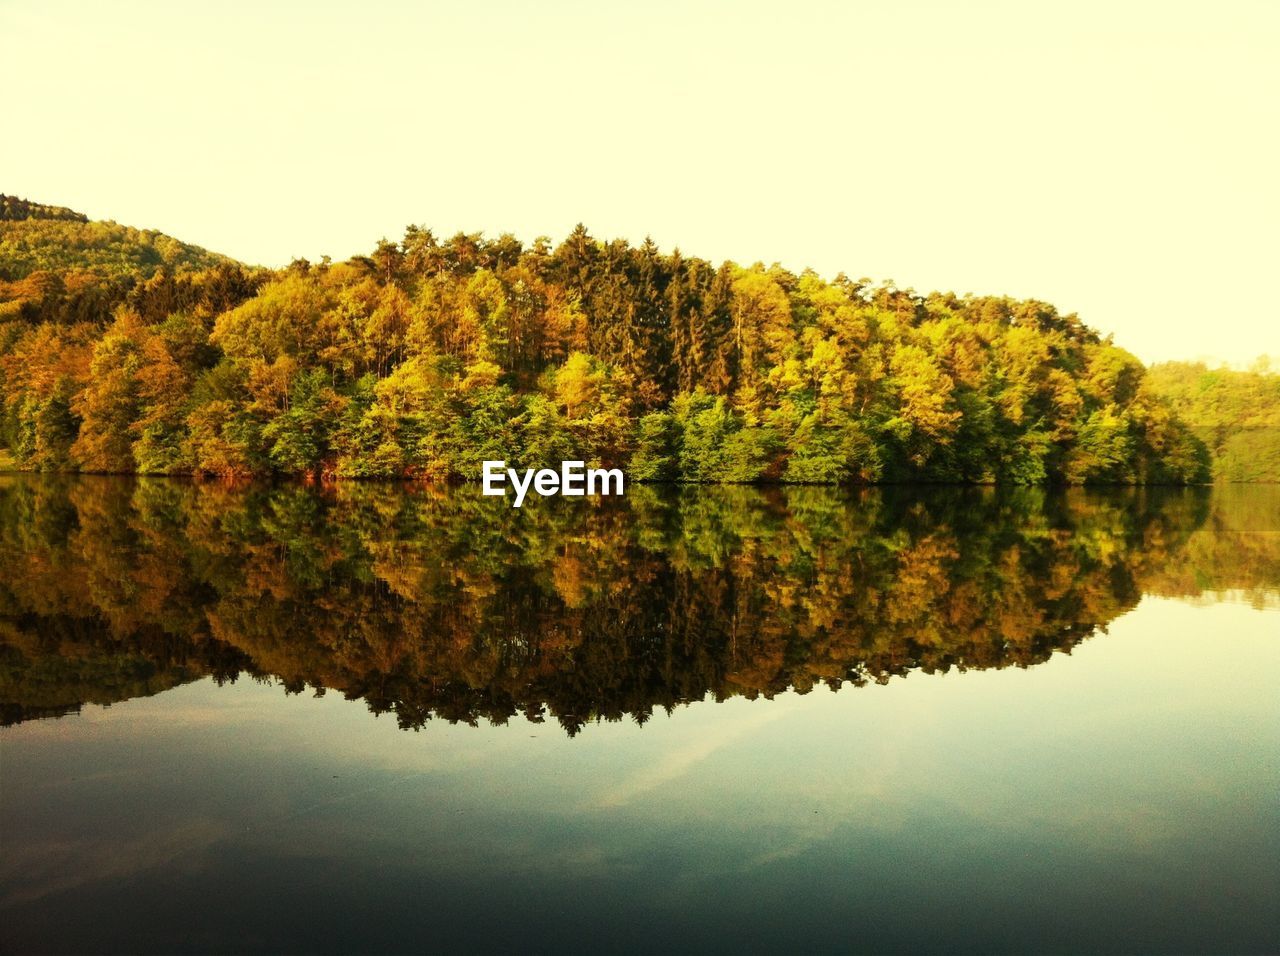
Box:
[0,203,1245,483]
[1145,360,1280,481]
[0,195,88,223]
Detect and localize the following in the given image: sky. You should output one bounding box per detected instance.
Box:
[3,0,1277,366]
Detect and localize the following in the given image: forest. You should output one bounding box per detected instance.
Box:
[1,194,1273,484]
[1145,360,1280,482]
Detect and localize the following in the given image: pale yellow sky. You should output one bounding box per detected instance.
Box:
[3,0,1277,366]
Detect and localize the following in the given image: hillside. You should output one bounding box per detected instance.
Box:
[0,195,88,222]
[1145,361,1280,481]
[0,194,236,283]
[0,206,1252,485]
[0,194,255,332]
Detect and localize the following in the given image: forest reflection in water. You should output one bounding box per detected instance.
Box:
[2,476,1277,732]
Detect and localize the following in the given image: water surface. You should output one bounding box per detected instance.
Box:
[1,478,1277,953]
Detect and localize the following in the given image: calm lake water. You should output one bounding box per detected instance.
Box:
[1,477,1277,954]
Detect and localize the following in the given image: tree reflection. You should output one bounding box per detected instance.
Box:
[1,477,1276,733]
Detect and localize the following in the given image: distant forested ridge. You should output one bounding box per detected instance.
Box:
[1,195,1268,483]
[0,194,233,286]
[0,195,88,223]
[1145,361,1280,482]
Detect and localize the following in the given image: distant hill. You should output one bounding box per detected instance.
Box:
[0,195,89,222]
[1146,361,1280,482]
[0,193,236,282]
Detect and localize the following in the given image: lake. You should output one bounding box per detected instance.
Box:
[1,477,1277,954]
